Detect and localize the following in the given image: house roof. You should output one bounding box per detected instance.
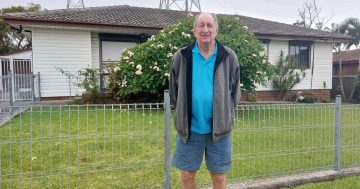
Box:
[0,5,351,42]
[333,49,360,64]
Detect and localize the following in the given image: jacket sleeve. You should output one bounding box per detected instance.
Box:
[169,55,178,107]
[231,55,241,106]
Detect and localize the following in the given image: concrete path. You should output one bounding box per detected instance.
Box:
[0,100,70,126]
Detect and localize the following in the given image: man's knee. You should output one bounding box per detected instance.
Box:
[180,171,196,182]
[211,173,226,183]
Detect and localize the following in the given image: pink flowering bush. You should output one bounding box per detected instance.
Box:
[109,15,273,101]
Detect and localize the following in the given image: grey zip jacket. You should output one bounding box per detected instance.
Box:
[170,41,240,143]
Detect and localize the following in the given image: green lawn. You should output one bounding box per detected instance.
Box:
[0,104,359,188]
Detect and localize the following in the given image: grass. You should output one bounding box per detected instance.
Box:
[0,104,359,188]
[294,175,360,189]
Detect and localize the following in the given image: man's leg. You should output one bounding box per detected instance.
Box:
[180,171,196,189]
[173,132,206,188]
[210,173,226,189]
[205,134,232,189]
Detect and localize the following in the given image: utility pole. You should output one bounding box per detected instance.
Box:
[67,0,85,9]
[159,0,201,12]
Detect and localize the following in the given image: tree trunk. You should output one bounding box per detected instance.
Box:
[339,53,347,101]
[348,53,360,101]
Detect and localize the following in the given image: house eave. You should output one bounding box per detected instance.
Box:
[254,34,352,43]
[2,17,162,35]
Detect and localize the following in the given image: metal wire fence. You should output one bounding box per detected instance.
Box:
[0,104,166,188]
[230,103,337,181]
[0,95,359,188]
[341,104,360,169]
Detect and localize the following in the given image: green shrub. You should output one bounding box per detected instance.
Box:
[271,51,306,101]
[56,66,100,96]
[110,15,273,101]
[301,95,316,103]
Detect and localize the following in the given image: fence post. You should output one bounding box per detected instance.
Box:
[9,70,13,107]
[164,90,171,189]
[37,72,41,100]
[335,95,342,171]
[68,75,72,100]
[31,72,35,103]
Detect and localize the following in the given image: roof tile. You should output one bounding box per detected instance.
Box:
[1,5,351,40]
[333,49,360,63]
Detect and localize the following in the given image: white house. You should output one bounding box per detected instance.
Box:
[0,49,37,101]
[0,5,351,101]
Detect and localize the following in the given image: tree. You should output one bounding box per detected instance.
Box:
[109,15,273,101]
[293,0,332,30]
[340,18,360,101]
[332,18,360,101]
[293,0,332,96]
[0,3,41,54]
[332,22,349,101]
[271,51,306,101]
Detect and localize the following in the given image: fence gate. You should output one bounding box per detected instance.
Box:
[0,57,38,103]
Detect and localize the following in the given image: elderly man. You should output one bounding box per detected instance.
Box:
[170,13,240,189]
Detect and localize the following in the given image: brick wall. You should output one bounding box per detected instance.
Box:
[241,89,331,102]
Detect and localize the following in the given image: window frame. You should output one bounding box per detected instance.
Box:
[259,39,270,61]
[288,40,313,69]
[97,33,149,92]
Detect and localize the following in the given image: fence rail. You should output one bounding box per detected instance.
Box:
[0,95,359,188]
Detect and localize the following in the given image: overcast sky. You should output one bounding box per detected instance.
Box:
[1,0,359,26]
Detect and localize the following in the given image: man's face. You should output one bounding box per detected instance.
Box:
[193,14,218,45]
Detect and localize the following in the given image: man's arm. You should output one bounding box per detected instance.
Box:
[231,56,241,107]
[169,56,178,107]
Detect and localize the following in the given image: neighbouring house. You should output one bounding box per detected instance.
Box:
[332,49,360,99]
[0,48,38,101]
[0,48,32,76]
[0,5,351,101]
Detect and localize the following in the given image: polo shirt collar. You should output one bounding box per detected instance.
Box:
[192,41,218,56]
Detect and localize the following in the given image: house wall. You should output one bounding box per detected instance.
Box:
[306,42,333,90]
[32,28,92,97]
[333,61,359,76]
[256,40,288,91]
[31,27,334,100]
[256,40,332,101]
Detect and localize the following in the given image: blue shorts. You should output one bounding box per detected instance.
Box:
[172,132,232,173]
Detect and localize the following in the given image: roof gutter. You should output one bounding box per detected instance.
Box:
[0,16,164,30]
[254,34,352,43]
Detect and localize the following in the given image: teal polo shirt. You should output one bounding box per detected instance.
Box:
[191,42,218,134]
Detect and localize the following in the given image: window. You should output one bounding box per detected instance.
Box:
[98,33,148,91]
[289,41,313,68]
[259,39,270,61]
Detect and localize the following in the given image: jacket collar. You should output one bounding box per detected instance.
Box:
[181,40,229,63]
[179,40,230,133]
